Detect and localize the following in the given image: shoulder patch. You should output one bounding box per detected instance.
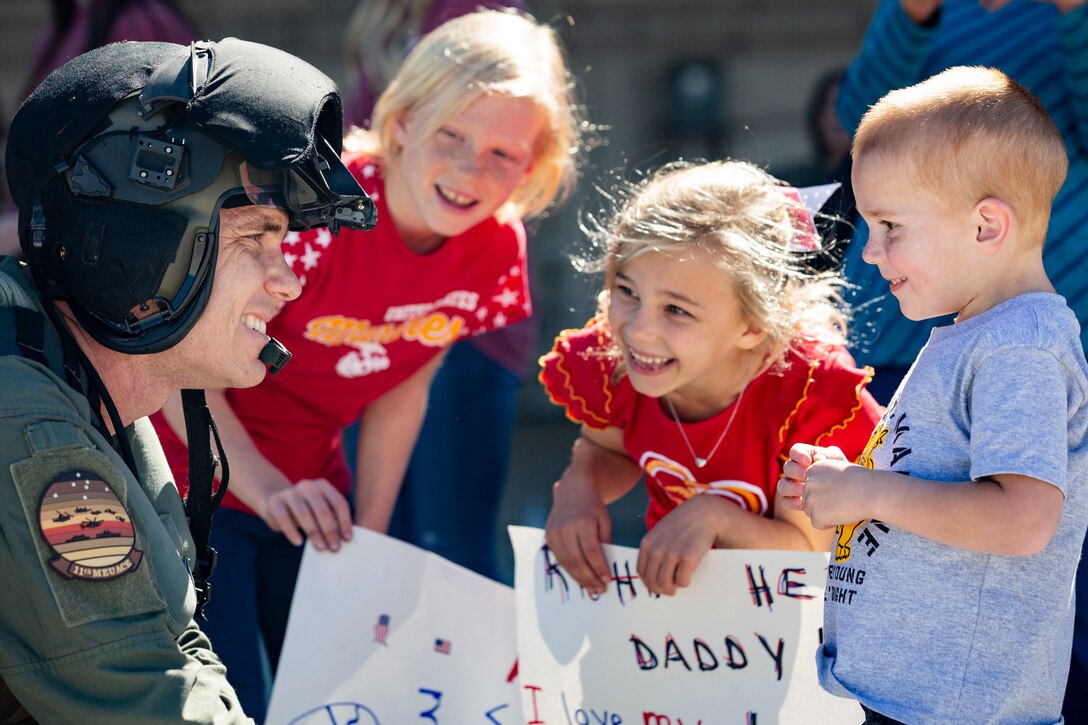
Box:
[37,470,143,581]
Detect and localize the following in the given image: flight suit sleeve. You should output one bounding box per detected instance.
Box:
[0,375,253,725]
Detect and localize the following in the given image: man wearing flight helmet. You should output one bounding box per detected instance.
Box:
[0,38,375,722]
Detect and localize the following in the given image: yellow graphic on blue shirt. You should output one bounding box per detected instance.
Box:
[834,423,888,563]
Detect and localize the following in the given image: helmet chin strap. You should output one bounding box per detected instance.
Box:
[181,388,228,621]
[185,335,290,620]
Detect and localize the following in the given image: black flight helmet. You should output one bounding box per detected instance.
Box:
[6,38,377,355]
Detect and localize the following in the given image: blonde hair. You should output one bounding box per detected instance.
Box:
[345,8,586,220]
[854,66,1068,246]
[589,160,849,368]
[343,0,431,105]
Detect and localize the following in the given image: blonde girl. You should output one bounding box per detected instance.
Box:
[340,0,534,583]
[540,159,881,597]
[152,9,586,719]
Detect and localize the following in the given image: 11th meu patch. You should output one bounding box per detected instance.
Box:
[37,470,143,581]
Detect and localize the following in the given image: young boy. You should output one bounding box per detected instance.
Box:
[778,66,1088,724]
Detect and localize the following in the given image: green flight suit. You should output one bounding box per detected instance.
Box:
[0,257,253,724]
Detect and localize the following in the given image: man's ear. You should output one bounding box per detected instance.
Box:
[974,197,1013,253]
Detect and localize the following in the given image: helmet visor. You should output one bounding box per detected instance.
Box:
[238,135,376,234]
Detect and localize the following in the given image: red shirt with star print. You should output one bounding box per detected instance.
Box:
[153,153,530,512]
[539,316,882,530]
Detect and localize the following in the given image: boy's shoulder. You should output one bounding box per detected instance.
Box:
[921,293,1088,404]
[940,293,1081,359]
[984,294,1080,359]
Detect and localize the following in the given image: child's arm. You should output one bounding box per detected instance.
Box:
[160,390,353,551]
[780,444,1064,556]
[636,489,834,597]
[546,426,643,596]
[352,351,447,532]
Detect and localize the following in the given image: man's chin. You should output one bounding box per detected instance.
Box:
[241,369,269,389]
[227,361,269,390]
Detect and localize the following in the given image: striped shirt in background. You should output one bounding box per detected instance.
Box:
[837,0,1088,368]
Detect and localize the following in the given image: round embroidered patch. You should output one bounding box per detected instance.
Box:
[37,470,143,581]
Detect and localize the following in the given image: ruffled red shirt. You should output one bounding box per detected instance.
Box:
[539,316,882,530]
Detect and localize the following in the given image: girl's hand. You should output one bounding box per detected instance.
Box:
[636,494,733,597]
[545,477,613,596]
[260,478,354,552]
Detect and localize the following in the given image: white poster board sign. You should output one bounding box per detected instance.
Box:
[510,526,860,725]
[266,527,522,725]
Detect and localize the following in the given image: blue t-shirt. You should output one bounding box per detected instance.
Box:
[819,294,1088,724]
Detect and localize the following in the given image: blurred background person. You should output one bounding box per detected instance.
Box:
[20,0,199,102]
[0,0,199,255]
[781,66,856,272]
[342,0,522,130]
[806,68,852,182]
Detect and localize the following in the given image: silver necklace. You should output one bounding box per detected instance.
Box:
[663,355,752,469]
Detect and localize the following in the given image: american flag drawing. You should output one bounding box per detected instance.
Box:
[434,638,451,655]
[373,614,390,646]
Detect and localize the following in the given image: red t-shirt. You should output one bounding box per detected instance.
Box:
[154,153,530,513]
[539,316,882,530]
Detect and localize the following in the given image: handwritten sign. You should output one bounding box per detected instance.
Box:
[510,526,860,724]
[265,527,521,725]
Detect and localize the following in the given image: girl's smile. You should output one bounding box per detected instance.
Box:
[628,347,674,373]
[607,246,765,421]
